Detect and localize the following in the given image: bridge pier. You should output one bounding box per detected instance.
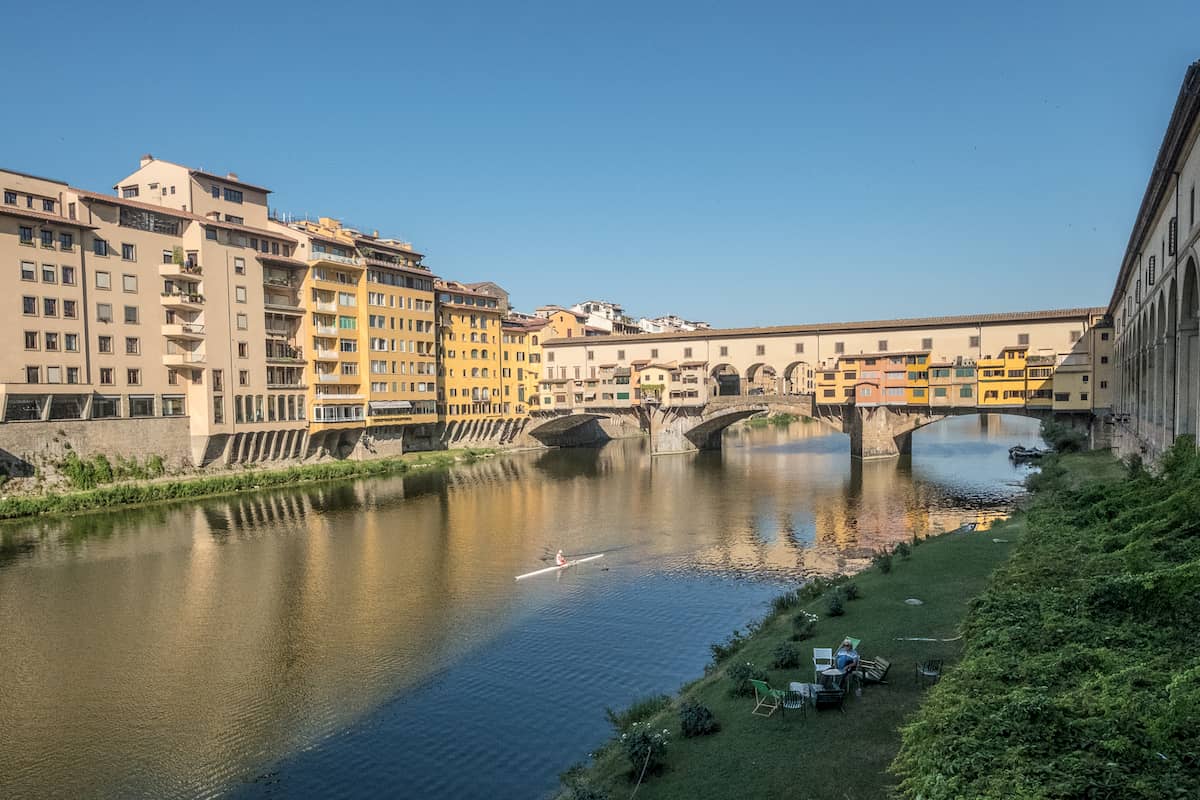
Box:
[847,405,920,459]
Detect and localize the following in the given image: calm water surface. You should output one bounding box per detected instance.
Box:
[0,415,1042,799]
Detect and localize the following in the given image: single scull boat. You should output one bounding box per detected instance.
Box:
[515,553,604,581]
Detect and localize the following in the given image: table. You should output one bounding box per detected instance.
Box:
[788,681,821,707]
[820,668,846,691]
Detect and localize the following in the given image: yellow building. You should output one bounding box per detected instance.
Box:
[437,280,505,422]
[815,362,856,402]
[500,317,546,416]
[903,352,931,405]
[977,346,1028,408]
[535,306,588,339]
[1025,354,1056,409]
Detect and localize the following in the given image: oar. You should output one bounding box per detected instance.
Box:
[515,553,604,581]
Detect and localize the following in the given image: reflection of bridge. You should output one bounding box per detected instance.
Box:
[527,395,1092,459]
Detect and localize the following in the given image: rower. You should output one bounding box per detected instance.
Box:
[555,549,567,567]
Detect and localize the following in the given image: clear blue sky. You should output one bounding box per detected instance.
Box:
[7,1,1198,326]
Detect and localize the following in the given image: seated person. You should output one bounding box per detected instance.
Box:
[835,640,860,672]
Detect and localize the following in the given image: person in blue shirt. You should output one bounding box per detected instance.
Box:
[835,640,859,672]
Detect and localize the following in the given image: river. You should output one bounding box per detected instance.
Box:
[0,414,1043,799]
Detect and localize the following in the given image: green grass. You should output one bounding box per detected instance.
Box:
[0,448,495,521]
[562,519,1026,800]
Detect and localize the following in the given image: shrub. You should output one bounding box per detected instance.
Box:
[710,627,753,663]
[620,721,669,776]
[872,550,893,574]
[771,589,801,613]
[726,661,768,697]
[1040,417,1087,453]
[826,593,845,617]
[843,582,860,600]
[92,455,114,484]
[679,701,719,738]
[792,611,818,640]
[605,694,672,733]
[893,541,912,559]
[772,641,802,669]
[146,455,165,477]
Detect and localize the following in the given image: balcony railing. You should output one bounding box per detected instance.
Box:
[263,276,299,289]
[159,262,202,278]
[314,324,337,336]
[160,291,205,305]
[163,351,206,366]
[314,349,339,361]
[162,323,206,339]
[317,372,341,382]
[314,300,337,313]
[312,251,362,266]
[266,345,304,361]
[267,381,307,390]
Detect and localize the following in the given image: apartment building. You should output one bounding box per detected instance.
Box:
[272,217,438,443]
[437,280,505,421]
[500,316,545,416]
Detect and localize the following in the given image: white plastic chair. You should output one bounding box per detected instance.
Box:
[813,647,834,682]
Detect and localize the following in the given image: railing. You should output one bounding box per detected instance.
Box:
[312,250,362,266]
[164,351,206,364]
[161,291,205,304]
[263,276,298,288]
[266,346,303,361]
[267,382,307,389]
[317,373,341,382]
[314,301,337,312]
[314,324,337,335]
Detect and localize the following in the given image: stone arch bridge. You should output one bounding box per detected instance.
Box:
[527,396,1093,459]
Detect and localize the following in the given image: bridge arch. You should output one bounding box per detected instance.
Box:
[1180,255,1199,438]
[783,360,811,395]
[709,363,741,396]
[744,362,779,395]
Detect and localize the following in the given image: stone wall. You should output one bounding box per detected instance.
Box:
[0,417,192,477]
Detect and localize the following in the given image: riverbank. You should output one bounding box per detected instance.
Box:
[558,520,1027,799]
[557,449,1146,800]
[0,447,497,522]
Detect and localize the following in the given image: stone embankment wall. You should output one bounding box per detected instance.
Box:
[0,417,192,478]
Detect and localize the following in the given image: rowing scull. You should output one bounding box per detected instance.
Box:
[515,553,604,581]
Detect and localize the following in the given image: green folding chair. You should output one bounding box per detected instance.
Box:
[749,679,785,717]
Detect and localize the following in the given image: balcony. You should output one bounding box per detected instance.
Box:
[160,291,204,310]
[264,299,303,315]
[314,300,337,313]
[162,323,206,340]
[268,381,307,390]
[263,276,300,289]
[313,348,339,361]
[314,392,364,401]
[159,262,202,279]
[163,351,206,367]
[265,346,304,363]
[311,251,362,266]
[314,323,337,336]
[317,372,342,382]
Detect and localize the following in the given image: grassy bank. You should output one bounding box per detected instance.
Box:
[892,444,1199,799]
[0,448,494,522]
[560,517,1028,800]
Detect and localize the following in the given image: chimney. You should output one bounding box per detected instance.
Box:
[140,153,154,167]
[226,172,238,181]
[373,230,379,237]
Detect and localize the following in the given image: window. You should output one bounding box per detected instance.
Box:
[66,367,80,384]
[65,333,78,352]
[61,266,75,285]
[99,367,113,385]
[1100,355,1109,364]
[42,264,56,283]
[617,349,625,360]
[25,366,40,383]
[236,313,248,330]
[1148,255,1156,286]
[59,233,73,251]
[94,239,109,256]
[235,286,247,303]
[684,347,693,358]
[223,188,243,204]
[121,185,139,198]
[1017,333,1030,346]
[237,342,248,358]
[547,351,555,362]
[1100,381,1108,389]
[959,386,973,398]
[22,296,36,315]
[225,214,244,224]
[162,396,186,416]
[587,350,594,360]
[20,261,35,281]
[922,337,933,350]
[234,257,245,275]
[1101,332,1110,341]
[795,342,804,353]
[834,341,845,354]
[121,243,135,261]
[43,298,57,317]
[124,306,139,324]
[1082,374,1089,383]
[212,370,224,392]
[969,335,980,348]
[651,348,659,358]
[127,368,141,385]
[97,303,112,322]
[719,345,729,357]
[125,337,140,355]
[934,387,948,397]
[238,369,250,387]
[122,274,138,292]
[129,396,154,417]
[878,340,888,352]
[44,332,59,351]
[1081,393,1089,402]
[24,331,38,349]
[211,185,220,198]
[42,198,55,212]
[1168,217,1177,256]
[95,271,111,290]
[3,191,15,204]
[213,396,224,424]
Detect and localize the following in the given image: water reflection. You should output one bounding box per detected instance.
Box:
[0,414,1040,799]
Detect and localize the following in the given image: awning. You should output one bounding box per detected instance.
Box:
[369,400,413,413]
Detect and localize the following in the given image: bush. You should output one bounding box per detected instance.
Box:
[146,455,165,477]
[770,589,801,613]
[791,611,818,640]
[843,582,860,600]
[620,721,669,777]
[872,550,893,574]
[679,701,719,738]
[726,661,768,697]
[772,641,802,669]
[92,455,113,484]
[826,593,845,617]
[605,694,672,733]
[1040,418,1087,453]
[709,626,755,663]
[893,541,912,559]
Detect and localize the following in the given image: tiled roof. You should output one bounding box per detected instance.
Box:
[542,307,1106,346]
[0,204,97,229]
[189,169,273,194]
